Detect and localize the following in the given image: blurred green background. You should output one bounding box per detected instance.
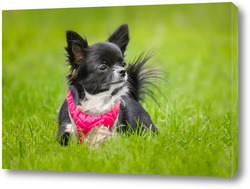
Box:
[2,3,238,176]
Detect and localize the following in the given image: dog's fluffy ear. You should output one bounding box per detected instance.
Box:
[65,31,89,66]
[107,24,130,54]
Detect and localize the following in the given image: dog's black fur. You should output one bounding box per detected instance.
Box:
[57,24,158,145]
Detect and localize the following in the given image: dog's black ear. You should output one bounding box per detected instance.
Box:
[65,31,89,65]
[107,24,130,54]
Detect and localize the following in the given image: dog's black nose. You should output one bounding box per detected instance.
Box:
[119,69,126,77]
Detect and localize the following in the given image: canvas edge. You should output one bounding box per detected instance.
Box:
[230,2,238,177]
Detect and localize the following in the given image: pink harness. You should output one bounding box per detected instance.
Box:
[66,90,120,143]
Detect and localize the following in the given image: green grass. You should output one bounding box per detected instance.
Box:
[2,3,238,176]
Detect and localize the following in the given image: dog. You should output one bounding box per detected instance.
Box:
[57,24,159,146]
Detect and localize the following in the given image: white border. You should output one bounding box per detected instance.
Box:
[0,0,238,10]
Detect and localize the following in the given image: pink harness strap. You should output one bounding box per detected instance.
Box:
[66,90,120,143]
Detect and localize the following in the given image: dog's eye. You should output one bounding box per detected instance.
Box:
[121,62,127,67]
[100,64,108,71]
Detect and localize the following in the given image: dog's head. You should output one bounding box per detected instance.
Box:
[65,24,130,96]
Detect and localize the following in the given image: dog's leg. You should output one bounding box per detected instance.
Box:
[57,100,78,145]
[119,97,158,134]
[57,86,81,145]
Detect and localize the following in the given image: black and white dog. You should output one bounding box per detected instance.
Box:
[57,24,158,145]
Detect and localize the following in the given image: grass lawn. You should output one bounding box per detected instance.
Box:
[2,3,238,176]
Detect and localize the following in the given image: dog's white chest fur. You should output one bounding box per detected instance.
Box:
[79,83,128,115]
